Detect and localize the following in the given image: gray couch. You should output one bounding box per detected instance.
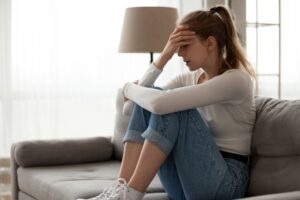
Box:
[10,88,300,200]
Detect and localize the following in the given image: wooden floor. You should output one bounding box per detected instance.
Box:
[0,193,11,200]
[0,158,12,200]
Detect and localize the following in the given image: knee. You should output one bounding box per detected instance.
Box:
[149,110,181,132]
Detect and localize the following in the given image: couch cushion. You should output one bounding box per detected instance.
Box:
[252,97,300,157]
[17,160,165,200]
[248,97,300,196]
[14,137,113,167]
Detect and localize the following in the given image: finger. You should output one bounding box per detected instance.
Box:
[169,34,197,42]
[170,32,195,41]
[170,35,197,40]
[174,40,195,52]
[171,30,196,39]
[172,35,197,42]
[174,40,194,53]
[176,40,195,48]
[181,40,194,45]
[172,24,190,34]
[172,27,190,35]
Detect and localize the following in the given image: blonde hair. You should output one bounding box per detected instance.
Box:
[179,5,255,77]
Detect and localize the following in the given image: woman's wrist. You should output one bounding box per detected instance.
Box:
[154,55,170,70]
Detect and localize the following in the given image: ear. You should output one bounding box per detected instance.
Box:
[206,36,217,51]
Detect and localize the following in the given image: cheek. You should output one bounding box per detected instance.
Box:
[198,44,209,55]
[191,46,208,62]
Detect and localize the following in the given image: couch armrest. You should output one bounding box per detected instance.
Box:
[235,191,300,200]
[11,136,113,167]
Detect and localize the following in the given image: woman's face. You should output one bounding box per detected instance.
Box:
[177,36,210,71]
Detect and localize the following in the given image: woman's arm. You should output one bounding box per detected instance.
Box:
[122,62,185,116]
[122,63,162,116]
[123,70,252,115]
[122,25,196,116]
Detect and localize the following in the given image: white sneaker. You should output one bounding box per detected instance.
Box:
[77,178,128,200]
[107,178,145,200]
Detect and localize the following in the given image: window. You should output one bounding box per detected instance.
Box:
[246,0,300,99]
[246,0,280,98]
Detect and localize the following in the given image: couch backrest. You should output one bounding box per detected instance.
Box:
[248,97,300,196]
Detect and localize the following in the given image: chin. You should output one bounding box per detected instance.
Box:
[188,65,200,71]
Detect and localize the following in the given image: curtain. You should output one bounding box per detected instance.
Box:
[281,0,300,99]
[0,0,183,157]
[246,0,300,99]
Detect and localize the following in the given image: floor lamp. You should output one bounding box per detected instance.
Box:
[119,7,178,64]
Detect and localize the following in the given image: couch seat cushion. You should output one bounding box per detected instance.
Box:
[17,160,166,200]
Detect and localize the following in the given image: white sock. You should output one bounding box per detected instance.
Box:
[126,186,145,200]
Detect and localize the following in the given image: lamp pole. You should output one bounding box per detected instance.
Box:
[150,52,153,64]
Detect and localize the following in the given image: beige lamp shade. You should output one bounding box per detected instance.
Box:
[119,7,178,53]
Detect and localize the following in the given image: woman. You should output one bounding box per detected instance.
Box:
[79,5,256,200]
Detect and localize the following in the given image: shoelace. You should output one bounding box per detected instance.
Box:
[88,178,127,200]
[109,178,129,199]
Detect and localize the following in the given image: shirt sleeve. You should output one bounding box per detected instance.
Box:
[137,62,163,87]
[123,63,180,116]
[123,70,252,115]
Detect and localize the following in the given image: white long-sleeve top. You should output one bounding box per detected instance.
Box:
[123,63,256,155]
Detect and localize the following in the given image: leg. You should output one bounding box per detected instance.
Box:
[158,151,186,200]
[120,86,167,186]
[170,109,249,199]
[119,102,153,182]
[128,140,166,192]
[166,109,227,199]
[126,108,186,197]
[125,106,249,200]
[129,141,186,199]
[118,142,143,182]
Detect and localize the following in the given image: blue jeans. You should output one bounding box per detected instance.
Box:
[122,87,249,200]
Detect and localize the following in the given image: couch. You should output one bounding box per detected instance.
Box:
[10,88,300,200]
